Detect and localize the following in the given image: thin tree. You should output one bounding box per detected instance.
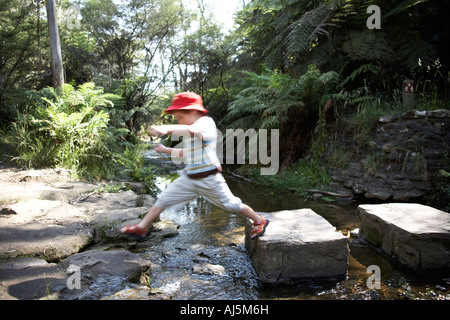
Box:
[46,0,64,88]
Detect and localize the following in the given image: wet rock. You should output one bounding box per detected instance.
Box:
[365,190,392,201]
[358,203,450,271]
[192,263,227,276]
[58,249,151,300]
[0,208,16,215]
[0,168,178,300]
[245,209,349,283]
[104,285,171,300]
[0,257,61,300]
[349,228,360,239]
[0,250,151,300]
[89,207,149,243]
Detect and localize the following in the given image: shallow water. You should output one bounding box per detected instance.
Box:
[123,150,450,300]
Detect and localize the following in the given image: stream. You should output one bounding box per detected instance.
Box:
[121,150,449,300]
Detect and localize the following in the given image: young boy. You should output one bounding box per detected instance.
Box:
[120,92,269,240]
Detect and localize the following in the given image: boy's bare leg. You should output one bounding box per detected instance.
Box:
[238,204,262,224]
[137,206,164,230]
[134,204,261,230]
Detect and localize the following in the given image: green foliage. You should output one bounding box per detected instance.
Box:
[6,83,127,179]
[0,0,50,123]
[95,182,131,193]
[114,143,160,196]
[246,158,330,197]
[440,170,450,178]
[265,2,339,69]
[227,65,337,128]
[224,65,338,168]
[235,0,448,101]
[2,0,449,199]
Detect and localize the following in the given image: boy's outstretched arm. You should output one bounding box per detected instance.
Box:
[154,143,183,157]
[150,125,201,138]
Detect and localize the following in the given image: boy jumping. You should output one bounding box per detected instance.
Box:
[120,92,269,240]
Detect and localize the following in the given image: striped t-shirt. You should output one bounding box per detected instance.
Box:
[183,116,221,175]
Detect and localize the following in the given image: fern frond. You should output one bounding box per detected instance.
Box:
[341,30,397,63]
[281,5,336,68]
[440,170,450,178]
[340,63,380,89]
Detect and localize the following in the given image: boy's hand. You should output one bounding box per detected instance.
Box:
[153,144,183,157]
[154,144,167,154]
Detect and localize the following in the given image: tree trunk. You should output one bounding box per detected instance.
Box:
[46,0,64,88]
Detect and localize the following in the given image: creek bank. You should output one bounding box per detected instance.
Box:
[0,167,179,300]
[324,109,450,204]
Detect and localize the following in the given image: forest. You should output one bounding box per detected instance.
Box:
[0,0,449,197]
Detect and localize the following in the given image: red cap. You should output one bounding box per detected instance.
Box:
[164,92,208,114]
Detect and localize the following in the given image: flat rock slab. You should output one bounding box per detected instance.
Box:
[0,250,151,300]
[0,184,171,261]
[245,209,349,283]
[0,168,98,203]
[358,203,450,271]
[0,199,94,261]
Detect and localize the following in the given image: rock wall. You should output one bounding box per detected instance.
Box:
[325,109,450,203]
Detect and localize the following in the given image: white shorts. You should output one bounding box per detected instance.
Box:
[154,172,244,213]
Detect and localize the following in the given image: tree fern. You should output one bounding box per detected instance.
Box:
[224,65,339,168]
[265,4,338,69]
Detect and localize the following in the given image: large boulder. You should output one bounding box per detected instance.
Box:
[358,203,450,271]
[245,209,349,283]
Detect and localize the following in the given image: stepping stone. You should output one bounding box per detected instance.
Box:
[245,209,349,283]
[358,203,450,271]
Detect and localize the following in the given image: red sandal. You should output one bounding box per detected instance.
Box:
[251,215,269,240]
[120,224,148,240]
